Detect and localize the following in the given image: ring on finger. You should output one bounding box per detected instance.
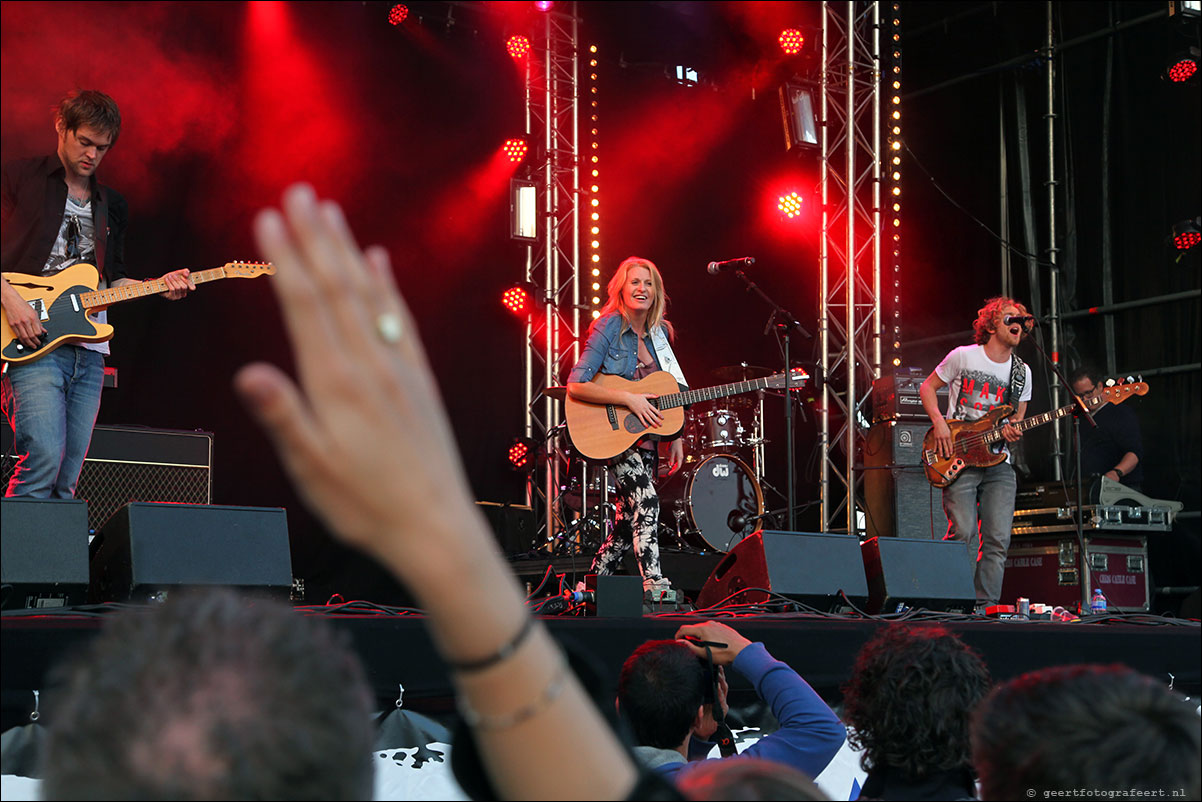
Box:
[375,312,403,344]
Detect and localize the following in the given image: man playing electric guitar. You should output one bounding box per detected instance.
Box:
[919,297,1033,607]
[1,90,194,498]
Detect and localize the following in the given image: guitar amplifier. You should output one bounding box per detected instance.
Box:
[863,419,950,540]
[2,424,213,533]
[872,367,947,423]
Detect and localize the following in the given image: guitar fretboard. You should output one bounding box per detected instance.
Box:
[81,267,230,309]
[978,392,1110,444]
[654,374,804,411]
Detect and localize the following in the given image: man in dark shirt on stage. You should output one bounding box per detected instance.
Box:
[1,90,194,498]
[1069,366,1144,490]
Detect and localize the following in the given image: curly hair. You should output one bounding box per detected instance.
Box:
[41,589,376,800]
[972,664,1201,800]
[56,90,122,143]
[972,296,1028,345]
[841,624,991,780]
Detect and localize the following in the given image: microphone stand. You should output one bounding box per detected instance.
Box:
[730,268,812,532]
[1021,322,1096,612]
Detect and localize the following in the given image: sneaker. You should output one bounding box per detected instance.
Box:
[643,577,674,602]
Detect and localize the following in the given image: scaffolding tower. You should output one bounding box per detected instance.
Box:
[522,6,582,547]
[819,1,884,535]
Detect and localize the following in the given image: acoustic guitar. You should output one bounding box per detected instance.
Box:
[1,261,274,364]
[564,368,807,460]
[921,381,1148,488]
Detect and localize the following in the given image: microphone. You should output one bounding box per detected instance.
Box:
[707,257,755,274]
[1004,315,1035,326]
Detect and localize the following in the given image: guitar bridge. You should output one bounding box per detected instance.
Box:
[605,405,618,431]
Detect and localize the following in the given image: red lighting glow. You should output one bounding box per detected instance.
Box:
[507,34,532,59]
[508,440,531,469]
[779,29,805,55]
[388,4,408,26]
[778,192,804,219]
[1174,229,1201,250]
[534,1,554,11]
[502,285,531,315]
[1168,57,1198,82]
[503,138,528,163]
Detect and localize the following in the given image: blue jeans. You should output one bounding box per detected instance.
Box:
[2,346,104,499]
[941,462,1016,604]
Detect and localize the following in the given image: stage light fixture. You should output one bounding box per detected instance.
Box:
[1171,217,1201,250]
[507,34,532,59]
[778,192,804,219]
[501,282,538,316]
[503,138,528,163]
[779,28,805,55]
[534,1,554,11]
[507,436,538,472]
[779,82,818,152]
[388,4,408,25]
[510,178,538,241]
[1166,48,1200,82]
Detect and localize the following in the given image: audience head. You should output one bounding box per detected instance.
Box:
[675,756,830,801]
[41,589,376,800]
[972,664,1201,801]
[617,639,709,749]
[841,623,991,779]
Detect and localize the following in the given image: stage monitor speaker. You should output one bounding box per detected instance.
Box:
[695,531,869,612]
[861,535,976,614]
[90,502,292,602]
[585,574,643,618]
[475,501,535,554]
[1,498,90,609]
[1,424,213,534]
[864,420,949,540]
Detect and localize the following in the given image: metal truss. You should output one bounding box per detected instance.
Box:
[522,5,582,547]
[819,1,883,535]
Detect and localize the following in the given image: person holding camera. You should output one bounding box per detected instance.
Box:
[616,620,845,785]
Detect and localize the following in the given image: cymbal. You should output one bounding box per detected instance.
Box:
[712,364,774,383]
[545,386,568,402]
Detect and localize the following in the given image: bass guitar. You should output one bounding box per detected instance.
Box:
[921,381,1148,488]
[1,261,274,364]
[565,368,807,460]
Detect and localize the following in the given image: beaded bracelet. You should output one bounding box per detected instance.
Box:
[445,615,535,674]
[456,665,567,731]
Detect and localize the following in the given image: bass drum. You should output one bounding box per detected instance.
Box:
[660,454,764,553]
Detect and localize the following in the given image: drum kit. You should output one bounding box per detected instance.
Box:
[558,363,777,556]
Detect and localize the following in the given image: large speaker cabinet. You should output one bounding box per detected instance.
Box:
[2,424,212,533]
[863,420,949,540]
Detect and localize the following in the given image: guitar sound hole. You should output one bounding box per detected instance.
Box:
[623,414,645,434]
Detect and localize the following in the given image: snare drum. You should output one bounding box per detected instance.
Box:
[659,454,764,553]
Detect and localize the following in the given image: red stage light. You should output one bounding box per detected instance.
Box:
[779,29,805,55]
[388,4,408,26]
[502,285,532,315]
[1168,57,1198,82]
[534,1,554,11]
[503,138,528,163]
[1174,229,1201,250]
[507,34,532,59]
[778,192,804,219]
[508,439,531,469]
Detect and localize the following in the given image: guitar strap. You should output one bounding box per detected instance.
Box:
[1008,354,1027,406]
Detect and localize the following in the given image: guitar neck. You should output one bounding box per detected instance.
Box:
[657,377,776,410]
[81,267,228,309]
[980,400,1095,443]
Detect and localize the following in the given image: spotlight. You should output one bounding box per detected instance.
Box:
[779,82,818,151]
[508,437,539,471]
[779,28,805,55]
[778,192,804,219]
[503,138,528,163]
[534,1,554,10]
[1171,217,1201,250]
[510,178,538,241]
[507,34,532,59]
[388,4,408,25]
[501,282,538,316]
[1167,48,1200,82]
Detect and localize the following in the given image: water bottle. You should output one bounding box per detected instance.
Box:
[1090,588,1108,615]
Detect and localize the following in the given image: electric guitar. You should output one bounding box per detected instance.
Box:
[921,381,1148,488]
[564,368,807,460]
[1,261,275,364]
